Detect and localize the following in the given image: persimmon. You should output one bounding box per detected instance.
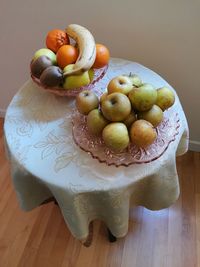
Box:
[93,44,110,69]
[46,29,69,53]
[56,45,78,69]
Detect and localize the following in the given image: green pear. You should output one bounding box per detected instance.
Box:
[63,64,91,89]
[102,122,130,152]
[156,87,175,111]
[87,109,109,136]
[137,105,163,127]
[128,83,157,111]
[33,48,57,64]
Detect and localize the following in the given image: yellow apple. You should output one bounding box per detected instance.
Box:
[101,92,131,121]
[107,75,133,95]
[76,90,99,115]
[128,83,157,111]
[87,109,109,136]
[156,87,175,111]
[130,120,157,148]
[63,64,91,90]
[137,105,163,127]
[33,48,57,64]
[102,122,130,152]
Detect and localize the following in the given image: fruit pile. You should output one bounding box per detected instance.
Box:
[75,74,175,152]
[30,24,110,90]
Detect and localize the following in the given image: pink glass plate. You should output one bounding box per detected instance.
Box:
[72,110,180,167]
[31,65,108,97]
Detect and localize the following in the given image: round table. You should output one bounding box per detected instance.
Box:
[4,58,189,244]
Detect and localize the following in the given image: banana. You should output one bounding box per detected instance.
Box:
[63,24,96,77]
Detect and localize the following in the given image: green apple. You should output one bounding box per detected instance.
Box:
[130,120,157,148]
[127,74,142,87]
[33,48,57,64]
[123,110,137,128]
[156,87,175,111]
[128,83,157,111]
[102,122,130,152]
[63,64,91,89]
[76,90,99,115]
[137,105,163,127]
[101,92,131,121]
[87,109,109,136]
[107,75,133,95]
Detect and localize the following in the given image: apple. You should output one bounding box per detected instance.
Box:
[102,122,130,152]
[137,105,163,127]
[128,83,157,111]
[76,90,99,115]
[88,68,94,82]
[125,74,142,87]
[101,92,131,121]
[63,64,91,89]
[33,48,57,64]
[87,109,109,136]
[156,87,175,111]
[107,75,133,95]
[123,110,137,128]
[130,120,157,148]
[100,92,108,104]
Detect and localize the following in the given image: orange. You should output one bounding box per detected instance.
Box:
[56,45,79,69]
[93,44,110,69]
[46,29,69,53]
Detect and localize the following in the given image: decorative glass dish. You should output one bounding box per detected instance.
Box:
[31,64,108,97]
[72,109,180,167]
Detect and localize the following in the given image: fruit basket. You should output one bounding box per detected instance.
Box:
[30,24,110,97]
[31,65,108,97]
[72,109,180,167]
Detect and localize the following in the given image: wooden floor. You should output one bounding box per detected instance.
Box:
[0,117,199,267]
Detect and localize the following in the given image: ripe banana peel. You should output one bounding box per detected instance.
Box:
[63,24,96,77]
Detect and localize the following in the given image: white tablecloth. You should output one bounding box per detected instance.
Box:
[4,58,189,240]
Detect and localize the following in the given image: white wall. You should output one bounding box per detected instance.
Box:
[1,0,199,148]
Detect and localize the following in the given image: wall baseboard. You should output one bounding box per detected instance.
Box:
[189,140,200,152]
[0,108,6,118]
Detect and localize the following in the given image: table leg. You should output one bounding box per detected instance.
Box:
[107,228,117,242]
